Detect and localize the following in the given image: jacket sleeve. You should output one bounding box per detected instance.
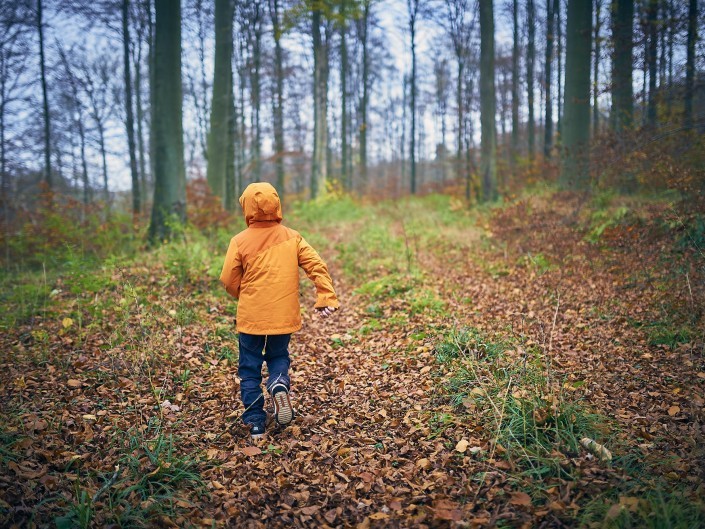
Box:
[219,238,243,299]
[298,237,339,309]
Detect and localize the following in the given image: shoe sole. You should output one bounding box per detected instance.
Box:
[273,391,293,426]
[251,432,267,441]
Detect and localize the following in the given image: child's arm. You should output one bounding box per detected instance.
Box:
[219,238,243,299]
[297,237,339,310]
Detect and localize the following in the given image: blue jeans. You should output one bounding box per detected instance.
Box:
[238,333,291,425]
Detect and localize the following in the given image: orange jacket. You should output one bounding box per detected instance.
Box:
[219,182,339,335]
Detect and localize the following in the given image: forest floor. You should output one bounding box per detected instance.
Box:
[1,188,704,528]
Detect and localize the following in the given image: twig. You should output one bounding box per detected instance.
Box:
[92,464,121,504]
[685,271,694,309]
[548,292,560,354]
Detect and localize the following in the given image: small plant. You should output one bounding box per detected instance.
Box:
[54,486,93,529]
[518,252,554,275]
[582,487,705,529]
[586,206,630,244]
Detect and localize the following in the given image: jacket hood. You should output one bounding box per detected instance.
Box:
[239,182,283,226]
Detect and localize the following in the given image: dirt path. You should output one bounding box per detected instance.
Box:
[202,266,497,528]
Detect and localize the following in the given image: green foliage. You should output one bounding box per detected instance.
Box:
[55,421,206,527]
[0,427,21,466]
[355,273,417,300]
[3,197,136,271]
[587,205,630,244]
[434,326,509,364]
[581,488,705,529]
[675,213,705,253]
[290,193,363,228]
[156,226,226,286]
[436,328,606,479]
[518,252,554,275]
[0,277,51,329]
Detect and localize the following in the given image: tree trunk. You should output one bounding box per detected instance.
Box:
[226,74,236,208]
[560,0,592,189]
[148,0,186,242]
[646,0,657,128]
[38,0,52,189]
[136,54,147,203]
[684,0,697,130]
[592,0,602,136]
[135,1,148,203]
[480,0,497,201]
[556,0,563,137]
[544,0,555,158]
[611,0,633,132]
[527,0,535,160]
[123,0,141,216]
[340,0,349,190]
[252,4,263,182]
[311,8,328,198]
[511,0,519,158]
[98,122,110,210]
[270,0,285,196]
[207,0,234,206]
[359,0,370,190]
[408,0,418,195]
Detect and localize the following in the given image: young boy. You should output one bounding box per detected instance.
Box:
[219,182,339,439]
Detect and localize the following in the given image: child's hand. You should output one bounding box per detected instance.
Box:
[316,306,337,318]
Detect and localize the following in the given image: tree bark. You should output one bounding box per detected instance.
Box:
[38,0,52,189]
[207,0,234,206]
[527,0,535,160]
[148,0,186,242]
[359,0,370,190]
[611,0,633,132]
[560,0,592,189]
[311,7,328,198]
[511,0,519,158]
[646,0,657,128]
[480,0,497,201]
[407,0,419,194]
[592,0,602,136]
[544,0,555,158]
[340,0,349,190]
[123,0,141,216]
[98,122,109,210]
[270,0,285,196]
[251,2,263,182]
[684,0,697,130]
[556,0,562,137]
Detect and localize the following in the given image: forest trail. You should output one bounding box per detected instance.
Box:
[1,192,703,528]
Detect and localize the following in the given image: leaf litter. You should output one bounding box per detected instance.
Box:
[0,191,703,527]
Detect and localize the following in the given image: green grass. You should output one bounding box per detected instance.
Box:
[435,327,607,479]
[581,487,705,528]
[54,421,206,527]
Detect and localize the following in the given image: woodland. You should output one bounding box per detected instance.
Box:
[0,0,704,527]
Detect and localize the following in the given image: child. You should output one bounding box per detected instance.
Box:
[219,182,339,439]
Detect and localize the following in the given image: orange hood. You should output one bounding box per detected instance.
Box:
[239,182,283,226]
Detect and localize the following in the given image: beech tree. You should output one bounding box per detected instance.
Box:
[148,0,186,242]
[206,0,235,208]
[480,0,496,201]
[560,0,592,189]
[611,0,633,132]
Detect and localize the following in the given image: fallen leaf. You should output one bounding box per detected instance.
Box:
[67,379,82,388]
[667,405,680,416]
[241,446,261,457]
[509,491,532,507]
[455,439,469,453]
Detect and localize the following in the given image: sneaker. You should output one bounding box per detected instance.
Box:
[270,383,293,426]
[249,422,266,440]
